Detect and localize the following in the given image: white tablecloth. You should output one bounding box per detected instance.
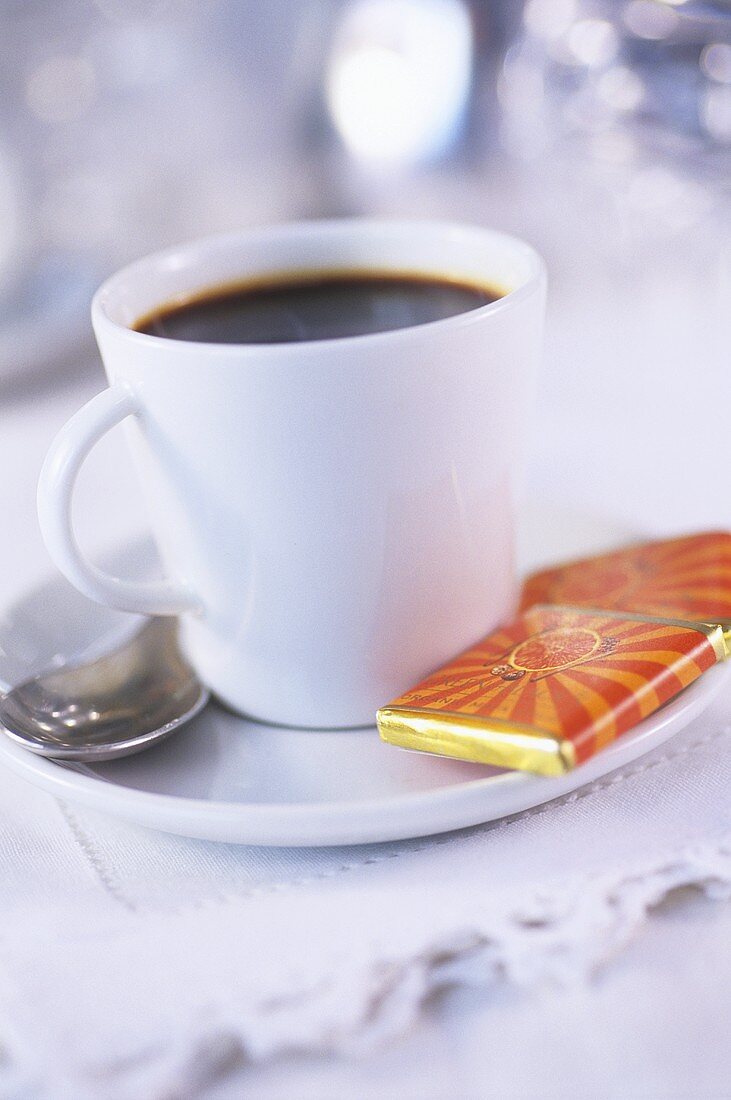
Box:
[0,251,729,1100]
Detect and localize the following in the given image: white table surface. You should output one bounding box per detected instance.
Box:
[1,247,729,1099]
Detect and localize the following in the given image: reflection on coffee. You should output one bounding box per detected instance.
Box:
[135,271,503,345]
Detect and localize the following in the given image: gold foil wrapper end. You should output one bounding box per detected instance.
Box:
[711,621,731,661]
[377,707,576,777]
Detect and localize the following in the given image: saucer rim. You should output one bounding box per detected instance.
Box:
[0,660,727,846]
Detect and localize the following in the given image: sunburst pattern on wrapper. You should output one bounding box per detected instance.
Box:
[520,532,731,623]
[379,607,720,773]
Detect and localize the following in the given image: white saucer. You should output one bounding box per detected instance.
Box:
[0,517,728,846]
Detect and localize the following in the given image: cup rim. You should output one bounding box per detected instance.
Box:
[92,218,547,358]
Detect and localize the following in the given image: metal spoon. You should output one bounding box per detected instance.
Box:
[0,617,208,761]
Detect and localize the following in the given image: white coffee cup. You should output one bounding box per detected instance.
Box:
[38,220,546,728]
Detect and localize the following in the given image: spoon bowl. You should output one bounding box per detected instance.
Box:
[0,618,208,760]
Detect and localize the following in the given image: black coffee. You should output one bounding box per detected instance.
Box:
[135,272,502,345]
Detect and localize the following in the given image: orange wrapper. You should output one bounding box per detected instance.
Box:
[520,531,731,626]
[377,605,725,776]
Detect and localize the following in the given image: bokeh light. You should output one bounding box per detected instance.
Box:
[701,43,731,86]
[564,19,619,67]
[326,0,473,166]
[701,85,731,142]
[523,0,578,40]
[596,67,644,112]
[623,1,678,41]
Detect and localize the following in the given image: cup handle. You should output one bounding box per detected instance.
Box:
[37,384,201,616]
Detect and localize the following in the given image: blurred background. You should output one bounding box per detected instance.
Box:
[1,0,730,534]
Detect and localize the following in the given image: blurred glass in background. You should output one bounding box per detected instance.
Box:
[0,0,729,468]
[0,0,335,380]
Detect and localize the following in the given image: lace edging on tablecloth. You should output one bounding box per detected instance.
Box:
[1,831,729,1100]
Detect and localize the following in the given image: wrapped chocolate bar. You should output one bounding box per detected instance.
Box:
[378,605,726,776]
[520,531,731,628]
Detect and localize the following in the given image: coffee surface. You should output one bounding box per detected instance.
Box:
[135,272,501,344]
